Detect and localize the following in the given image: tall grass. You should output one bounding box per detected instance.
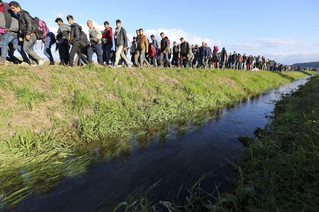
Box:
[223,75,319,211]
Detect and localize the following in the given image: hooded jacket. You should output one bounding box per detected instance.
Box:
[114,27,128,48]
[17,9,35,36]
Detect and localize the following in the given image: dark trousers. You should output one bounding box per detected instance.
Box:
[88,43,103,64]
[58,39,70,65]
[180,54,189,68]
[69,42,89,67]
[131,53,136,64]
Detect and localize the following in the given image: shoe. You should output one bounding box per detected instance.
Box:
[111,65,118,69]
[38,59,45,67]
[49,62,55,66]
[18,62,30,66]
[127,64,132,68]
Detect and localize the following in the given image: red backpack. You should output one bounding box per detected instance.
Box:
[214,46,219,52]
[149,46,156,57]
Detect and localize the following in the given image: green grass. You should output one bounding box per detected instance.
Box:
[0,65,315,209]
[223,75,319,211]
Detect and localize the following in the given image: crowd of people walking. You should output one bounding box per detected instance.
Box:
[0,1,298,71]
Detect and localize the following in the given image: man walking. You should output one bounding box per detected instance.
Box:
[43,30,55,65]
[0,0,29,65]
[66,15,89,67]
[179,37,189,68]
[159,32,171,68]
[87,20,103,65]
[9,1,44,66]
[113,19,131,68]
[55,17,70,65]
[102,21,112,65]
[199,42,207,68]
[130,36,137,64]
[134,28,150,67]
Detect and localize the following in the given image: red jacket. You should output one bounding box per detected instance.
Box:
[149,46,156,57]
[102,27,113,46]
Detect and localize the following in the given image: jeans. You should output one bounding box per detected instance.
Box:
[160,52,171,67]
[134,49,149,66]
[149,56,157,66]
[24,35,41,63]
[1,32,29,62]
[200,56,206,68]
[114,45,130,66]
[57,39,70,64]
[88,43,103,64]
[102,44,112,63]
[43,35,54,63]
[69,42,89,67]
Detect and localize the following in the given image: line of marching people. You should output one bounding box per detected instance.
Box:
[0,1,292,71]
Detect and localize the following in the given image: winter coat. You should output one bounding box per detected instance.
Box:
[114,27,128,48]
[17,9,35,36]
[138,34,149,53]
[70,23,82,44]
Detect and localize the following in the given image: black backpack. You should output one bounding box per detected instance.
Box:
[80,31,89,47]
[50,32,56,45]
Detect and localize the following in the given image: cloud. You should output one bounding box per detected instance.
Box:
[143,28,222,47]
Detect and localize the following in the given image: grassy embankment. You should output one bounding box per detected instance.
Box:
[224,74,319,211]
[0,65,313,208]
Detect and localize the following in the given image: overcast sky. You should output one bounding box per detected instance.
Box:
[15,0,319,65]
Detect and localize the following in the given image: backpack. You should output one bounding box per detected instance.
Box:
[214,46,219,52]
[80,31,89,47]
[33,17,48,40]
[213,52,221,62]
[50,32,56,45]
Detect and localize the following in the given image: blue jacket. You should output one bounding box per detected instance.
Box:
[199,46,207,57]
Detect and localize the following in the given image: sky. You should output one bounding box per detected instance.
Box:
[13,0,319,65]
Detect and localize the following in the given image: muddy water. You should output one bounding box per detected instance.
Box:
[17,76,310,211]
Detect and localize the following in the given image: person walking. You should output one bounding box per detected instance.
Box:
[134,28,150,67]
[102,21,112,65]
[179,37,189,68]
[55,17,70,65]
[199,42,207,68]
[113,19,131,68]
[43,30,55,65]
[66,15,90,67]
[87,20,103,65]
[9,1,44,66]
[0,1,29,65]
[159,32,171,68]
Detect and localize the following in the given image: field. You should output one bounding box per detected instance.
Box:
[0,65,314,208]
